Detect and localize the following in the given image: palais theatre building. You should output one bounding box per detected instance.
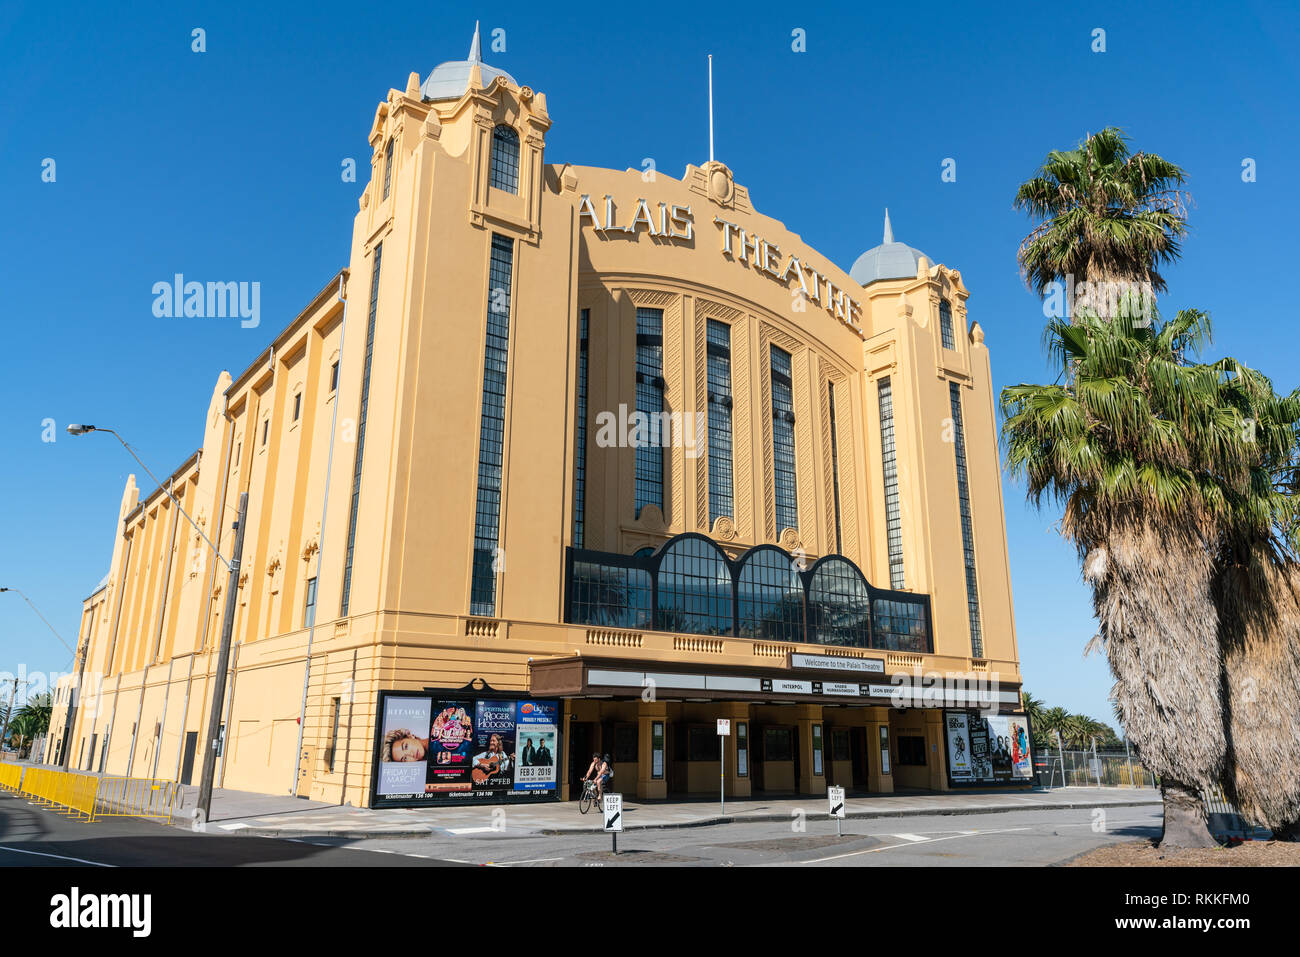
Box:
[49,32,1030,807]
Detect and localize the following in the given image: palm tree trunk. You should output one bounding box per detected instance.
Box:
[1159,780,1219,847]
[1080,515,1225,848]
[1216,555,1300,833]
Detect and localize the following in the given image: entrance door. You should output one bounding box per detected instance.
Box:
[180,731,198,785]
[850,727,868,789]
[568,722,594,796]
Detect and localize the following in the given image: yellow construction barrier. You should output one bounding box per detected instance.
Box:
[95,776,183,824]
[0,764,182,823]
[0,762,24,792]
[14,766,101,822]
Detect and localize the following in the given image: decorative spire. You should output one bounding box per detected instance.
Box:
[883,208,894,244]
[468,20,481,62]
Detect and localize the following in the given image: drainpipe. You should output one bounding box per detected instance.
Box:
[290,273,348,797]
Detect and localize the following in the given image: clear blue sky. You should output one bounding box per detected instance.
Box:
[2,1,1296,724]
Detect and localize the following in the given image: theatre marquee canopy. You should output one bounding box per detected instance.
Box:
[529,655,1022,711]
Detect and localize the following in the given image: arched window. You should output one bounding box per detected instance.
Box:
[655,536,733,635]
[806,557,870,647]
[489,124,520,193]
[736,546,804,643]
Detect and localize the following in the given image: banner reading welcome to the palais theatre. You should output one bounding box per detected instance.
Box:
[372,693,560,807]
[943,710,1033,786]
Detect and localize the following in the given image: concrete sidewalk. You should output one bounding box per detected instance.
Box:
[179,785,1161,839]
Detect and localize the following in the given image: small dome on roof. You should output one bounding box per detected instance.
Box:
[850,209,931,286]
[421,22,518,102]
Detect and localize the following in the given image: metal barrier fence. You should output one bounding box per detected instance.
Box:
[1033,749,1157,788]
[94,776,184,824]
[16,766,101,821]
[0,763,24,792]
[0,763,184,824]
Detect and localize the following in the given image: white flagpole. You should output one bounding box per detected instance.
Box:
[708,54,714,163]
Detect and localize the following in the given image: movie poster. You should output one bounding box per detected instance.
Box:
[945,711,973,781]
[472,700,517,791]
[425,701,475,792]
[984,715,1034,781]
[376,697,432,796]
[945,711,1033,784]
[514,699,558,791]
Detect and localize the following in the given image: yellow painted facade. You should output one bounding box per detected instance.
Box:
[49,36,1023,805]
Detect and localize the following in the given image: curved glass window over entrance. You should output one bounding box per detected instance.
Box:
[656,536,733,635]
[806,558,871,647]
[565,533,932,653]
[736,547,804,643]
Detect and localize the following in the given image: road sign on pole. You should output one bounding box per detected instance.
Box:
[603,792,623,854]
[828,785,845,837]
[717,718,729,814]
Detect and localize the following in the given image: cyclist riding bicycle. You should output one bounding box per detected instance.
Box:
[581,752,600,791]
[595,753,614,800]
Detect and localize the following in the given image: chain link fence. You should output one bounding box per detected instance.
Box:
[1033,748,1156,788]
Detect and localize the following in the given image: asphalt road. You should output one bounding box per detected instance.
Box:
[0,791,463,867]
[0,790,1161,866]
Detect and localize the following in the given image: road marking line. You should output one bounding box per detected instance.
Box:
[891,833,929,843]
[445,826,499,835]
[218,823,248,830]
[0,845,114,867]
[488,857,564,865]
[795,826,1034,864]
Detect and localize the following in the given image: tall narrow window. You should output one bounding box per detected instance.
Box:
[292,392,302,422]
[329,360,339,393]
[470,235,515,616]
[706,319,733,525]
[303,577,317,628]
[634,307,665,516]
[489,125,520,194]
[949,381,983,656]
[382,137,395,200]
[878,377,905,588]
[573,309,590,547]
[939,300,955,351]
[828,382,843,553]
[770,345,798,532]
[340,242,382,616]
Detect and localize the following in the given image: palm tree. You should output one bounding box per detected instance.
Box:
[1020,691,1044,732]
[1039,707,1070,746]
[10,693,51,759]
[1015,128,1189,301]
[1002,304,1300,846]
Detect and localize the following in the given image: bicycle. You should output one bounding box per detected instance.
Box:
[578,778,600,814]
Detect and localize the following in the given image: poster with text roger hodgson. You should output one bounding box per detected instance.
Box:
[471,700,517,793]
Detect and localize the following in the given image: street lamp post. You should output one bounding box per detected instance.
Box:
[67,424,248,826]
[195,490,247,824]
